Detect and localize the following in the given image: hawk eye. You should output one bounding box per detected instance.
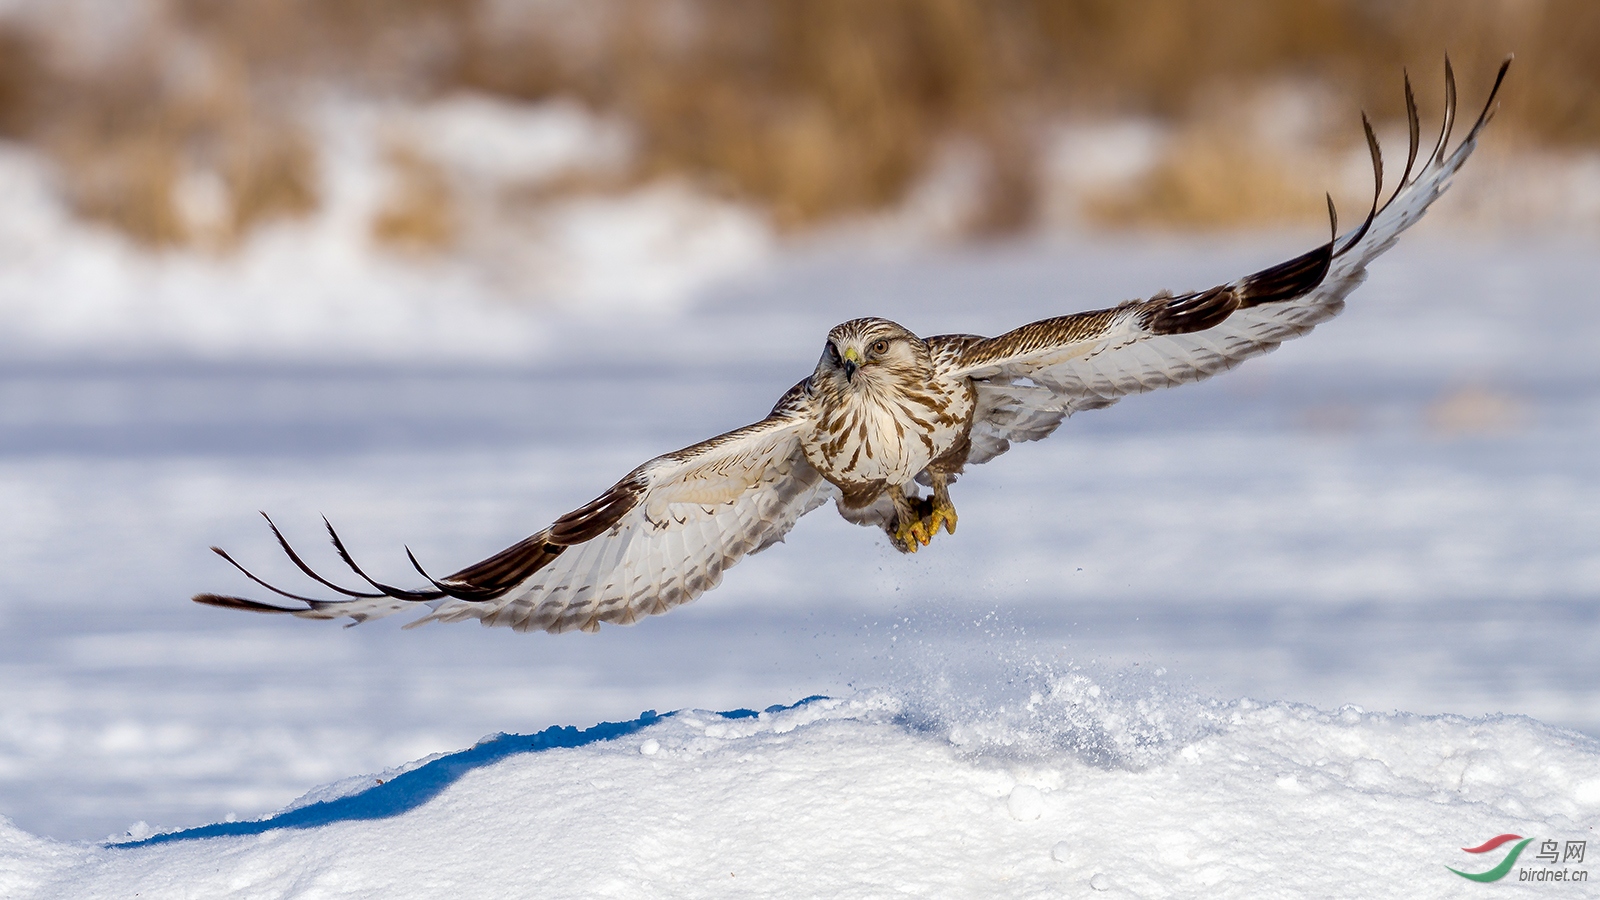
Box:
[827,342,841,362]
[870,340,889,355]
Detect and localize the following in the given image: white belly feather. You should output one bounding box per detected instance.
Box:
[803,376,972,488]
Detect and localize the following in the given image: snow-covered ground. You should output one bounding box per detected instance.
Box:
[7,694,1599,898]
[2,230,1599,895]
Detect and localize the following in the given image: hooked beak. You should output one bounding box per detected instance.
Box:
[841,347,862,381]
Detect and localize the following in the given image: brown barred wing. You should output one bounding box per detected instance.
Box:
[940,58,1507,468]
[195,384,836,633]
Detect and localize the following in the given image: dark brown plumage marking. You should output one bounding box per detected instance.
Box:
[957,306,1126,371]
[927,427,973,477]
[548,478,645,544]
[1233,241,1336,309]
[839,479,887,509]
[1143,286,1239,335]
[444,535,566,595]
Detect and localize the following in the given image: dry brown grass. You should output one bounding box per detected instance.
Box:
[3,0,1599,243]
[174,0,477,90]
[447,0,1600,231]
[0,23,44,138]
[5,25,318,248]
[52,96,319,248]
[1083,126,1331,230]
[370,141,458,253]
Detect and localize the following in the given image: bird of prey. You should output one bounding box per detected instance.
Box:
[197,59,1509,635]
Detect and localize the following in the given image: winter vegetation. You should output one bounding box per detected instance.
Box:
[0,0,1599,256]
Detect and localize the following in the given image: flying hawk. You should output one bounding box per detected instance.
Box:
[197,59,1509,634]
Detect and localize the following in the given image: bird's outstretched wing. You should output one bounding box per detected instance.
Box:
[938,58,1510,468]
[194,383,835,633]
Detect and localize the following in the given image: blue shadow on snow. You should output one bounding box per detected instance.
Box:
[112,696,827,849]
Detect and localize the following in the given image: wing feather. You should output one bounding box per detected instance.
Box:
[196,382,838,633]
[939,58,1508,468]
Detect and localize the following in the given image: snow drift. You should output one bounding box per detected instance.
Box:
[5,672,1598,899]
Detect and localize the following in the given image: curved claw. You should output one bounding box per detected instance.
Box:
[894,517,930,553]
[928,503,958,536]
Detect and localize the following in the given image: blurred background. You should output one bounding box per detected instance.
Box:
[1,0,1598,842]
[0,0,1597,341]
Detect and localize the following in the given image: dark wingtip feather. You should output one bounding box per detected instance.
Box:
[192,593,302,613]
[209,544,334,604]
[1467,55,1513,138]
[1232,239,1332,309]
[1334,113,1384,258]
[1404,71,1421,168]
[405,545,501,601]
[1433,56,1459,167]
[260,512,384,599]
[1144,286,1238,335]
[1377,71,1424,215]
[321,516,444,602]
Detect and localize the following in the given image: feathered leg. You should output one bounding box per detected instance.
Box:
[889,487,932,553]
[887,477,957,553]
[926,473,958,537]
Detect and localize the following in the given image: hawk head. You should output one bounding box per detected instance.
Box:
[815,317,930,393]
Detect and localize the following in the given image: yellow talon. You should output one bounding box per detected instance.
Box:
[892,499,959,552]
[908,520,929,548]
[893,517,929,553]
